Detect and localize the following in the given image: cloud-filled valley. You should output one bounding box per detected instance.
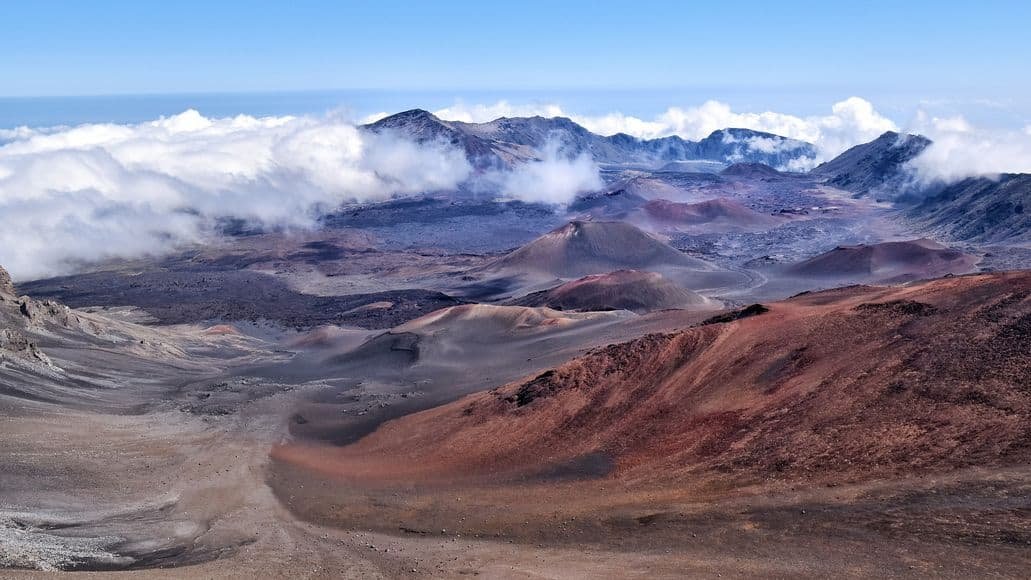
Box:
[0,110,478,278]
[2,97,1030,279]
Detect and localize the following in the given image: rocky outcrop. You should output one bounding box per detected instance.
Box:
[0,327,55,369]
[0,266,14,297]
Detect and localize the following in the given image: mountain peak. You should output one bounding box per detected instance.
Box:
[706,127,789,141]
[813,130,933,196]
[871,130,931,148]
[366,108,445,129]
[391,108,437,119]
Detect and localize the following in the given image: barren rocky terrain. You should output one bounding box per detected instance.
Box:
[2,116,1029,578]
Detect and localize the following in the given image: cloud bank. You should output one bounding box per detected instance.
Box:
[0,110,607,279]
[0,110,473,279]
[906,111,1031,184]
[3,99,1028,278]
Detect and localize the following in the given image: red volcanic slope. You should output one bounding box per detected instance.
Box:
[643,198,778,228]
[487,220,709,278]
[787,239,979,281]
[275,272,1031,487]
[509,269,711,313]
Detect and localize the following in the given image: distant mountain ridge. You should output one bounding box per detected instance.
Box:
[364,109,816,170]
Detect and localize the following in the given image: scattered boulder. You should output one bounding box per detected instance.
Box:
[701,304,769,325]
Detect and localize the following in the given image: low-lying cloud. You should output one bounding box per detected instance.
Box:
[906,111,1031,184]
[3,99,1028,278]
[497,139,602,205]
[0,110,608,279]
[0,110,473,279]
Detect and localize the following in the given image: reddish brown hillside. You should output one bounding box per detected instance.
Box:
[275,272,1030,488]
[643,197,778,229]
[787,239,978,282]
[508,269,712,313]
[485,220,710,277]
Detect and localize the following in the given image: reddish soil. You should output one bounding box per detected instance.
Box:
[275,272,1030,487]
[643,197,779,229]
[508,269,711,313]
[787,239,979,282]
[486,220,711,277]
[268,272,1031,578]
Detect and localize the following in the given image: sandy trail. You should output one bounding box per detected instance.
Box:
[0,302,726,577]
[0,388,392,578]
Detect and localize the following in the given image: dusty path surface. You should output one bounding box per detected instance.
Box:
[0,408,390,578]
[0,301,733,577]
[268,464,1031,579]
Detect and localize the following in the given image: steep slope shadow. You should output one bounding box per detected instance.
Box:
[906,173,1031,244]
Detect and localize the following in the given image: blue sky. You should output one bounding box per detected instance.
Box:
[4,1,1030,97]
[2,1,1031,131]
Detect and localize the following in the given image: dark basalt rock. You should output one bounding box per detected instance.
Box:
[701,303,769,325]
